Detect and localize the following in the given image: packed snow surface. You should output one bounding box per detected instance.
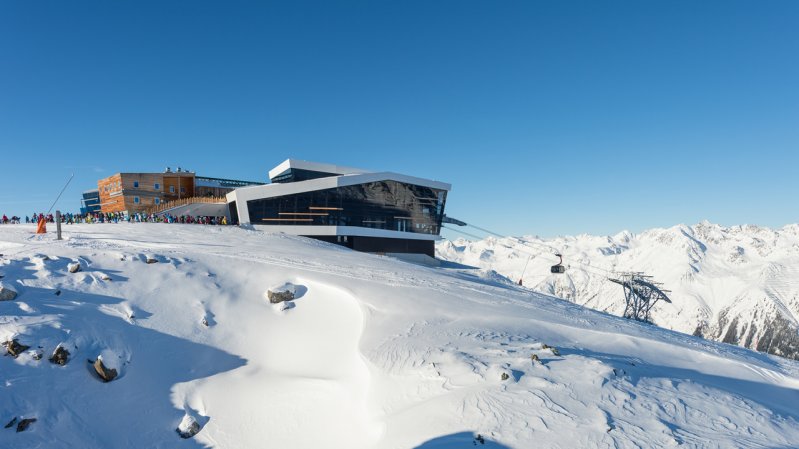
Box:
[1,224,798,448]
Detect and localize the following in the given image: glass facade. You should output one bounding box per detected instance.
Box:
[228,201,239,225]
[80,190,101,214]
[247,180,447,235]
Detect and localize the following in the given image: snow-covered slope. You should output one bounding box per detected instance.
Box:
[437,221,799,361]
[1,224,799,448]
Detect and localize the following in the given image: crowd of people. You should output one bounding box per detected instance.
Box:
[1,215,22,224]
[1,211,228,226]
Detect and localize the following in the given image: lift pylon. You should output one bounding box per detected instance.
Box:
[608,272,671,323]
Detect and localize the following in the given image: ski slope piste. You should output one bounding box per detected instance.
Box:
[0,223,798,448]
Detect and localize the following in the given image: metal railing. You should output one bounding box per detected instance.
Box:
[144,196,226,215]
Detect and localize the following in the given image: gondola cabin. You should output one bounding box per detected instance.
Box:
[550,253,566,274]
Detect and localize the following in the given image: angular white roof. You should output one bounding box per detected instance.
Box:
[232,170,451,201]
[268,159,371,180]
[228,161,452,227]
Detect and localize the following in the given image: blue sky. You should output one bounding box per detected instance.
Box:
[1,1,797,238]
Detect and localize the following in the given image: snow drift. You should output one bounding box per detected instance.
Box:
[0,223,798,448]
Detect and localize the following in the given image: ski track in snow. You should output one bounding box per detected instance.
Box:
[0,223,798,448]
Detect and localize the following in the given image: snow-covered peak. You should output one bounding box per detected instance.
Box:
[438,221,799,362]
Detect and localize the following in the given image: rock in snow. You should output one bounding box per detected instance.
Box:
[266,283,296,303]
[176,414,201,439]
[67,262,81,273]
[49,346,70,366]
[145,254,158,264]
[4,339,30,358]
[272,300,295,313]
[0,282,17,301]
[15,418,36,433]
[93,357,118,382]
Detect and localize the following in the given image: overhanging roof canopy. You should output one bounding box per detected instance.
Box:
[268,159,371,183]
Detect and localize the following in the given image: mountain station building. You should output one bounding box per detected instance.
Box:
[225,159,451,257]
[96,169,262,214]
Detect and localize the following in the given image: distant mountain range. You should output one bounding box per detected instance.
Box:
[437,221,799,360]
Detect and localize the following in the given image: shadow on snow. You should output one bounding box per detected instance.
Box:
[413,431,511,448]
[0,258,246,448]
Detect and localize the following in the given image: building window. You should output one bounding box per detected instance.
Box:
[180,187,186,193]
[154,183,160,190]
[155,198,160,205]
[134,196,140,204]
[170,186,175,193]
[246,180,447,235]
[134,181,139,188]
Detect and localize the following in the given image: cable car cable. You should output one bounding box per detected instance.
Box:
[451,221,616,277]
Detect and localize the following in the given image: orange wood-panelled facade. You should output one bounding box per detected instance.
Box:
[97,172,196,213]
[163,174,196,199]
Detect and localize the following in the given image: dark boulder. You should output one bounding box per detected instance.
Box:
[0,282,17,301]
[542,344,560,356]
[93,358,118,382]
[16,418,36,432]
[4,339,29,358]
[267,283,296,303]
[49,346,70,366]
[176,415,201,439]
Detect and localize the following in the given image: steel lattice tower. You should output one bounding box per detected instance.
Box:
[608,272,672,323]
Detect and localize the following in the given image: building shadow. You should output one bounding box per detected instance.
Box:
[413,432,512,448]
[438,260,479,270]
